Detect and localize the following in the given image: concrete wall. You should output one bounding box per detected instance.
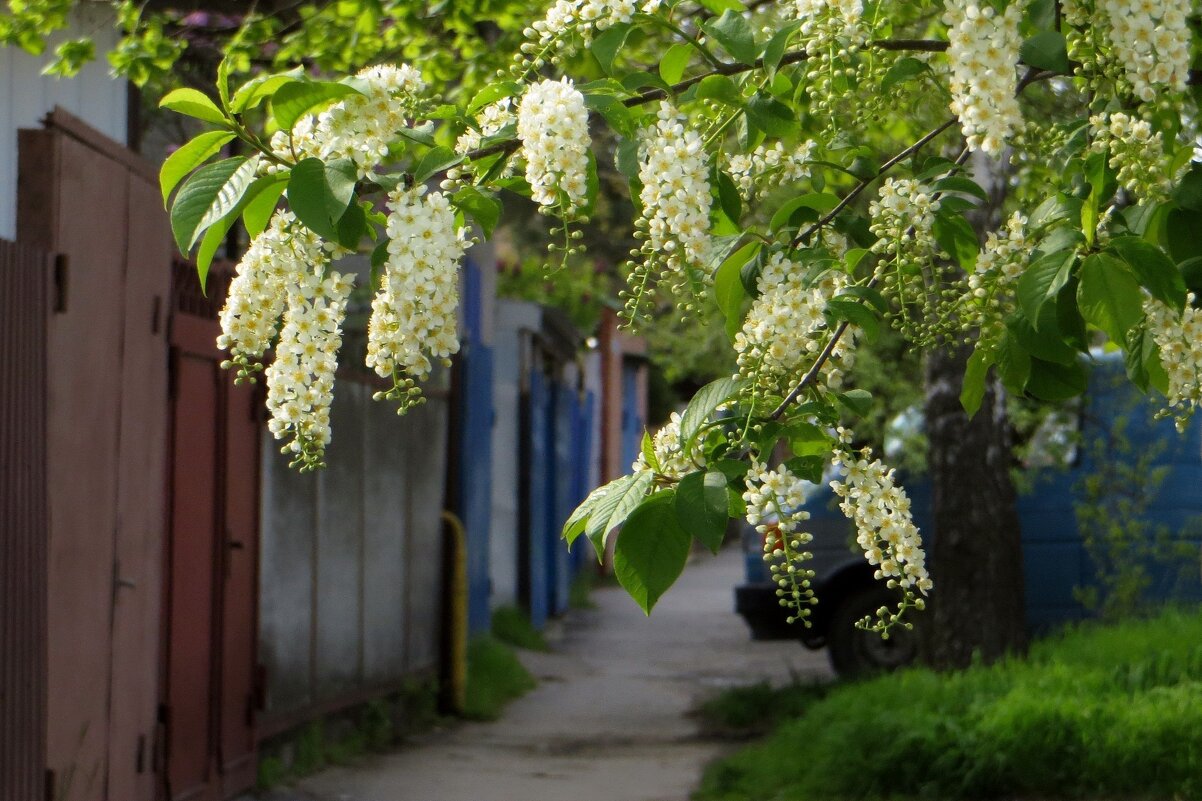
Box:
[1,4,127,240]
[259,372,450,721]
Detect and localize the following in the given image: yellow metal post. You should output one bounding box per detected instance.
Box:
[441,510,468,714]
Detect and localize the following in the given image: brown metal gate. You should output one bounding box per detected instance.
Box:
[0,238,51,801]
[16,107,171,801]
[163,262,260,801]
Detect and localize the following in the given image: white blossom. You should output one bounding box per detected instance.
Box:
[521,0,661,61]
[727,140,816,199]
[366,186,468,404]
[869,178,940,268]
[1101,0,1191,105]
[744,462,816,624]
[943,0,1024,156]
[455,97,515,155]
[516,78,591,215]
[270,64,426,177]
[631,411,703,479]
[964,211,1030,329]
[794,0,866,48]
[1089,111,1172,201]
[831,447,932,594]
[1144,294,1202,428]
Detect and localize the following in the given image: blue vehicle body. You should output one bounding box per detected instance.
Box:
[735,354,1202,672]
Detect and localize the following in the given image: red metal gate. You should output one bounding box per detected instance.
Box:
[163,262,260,801]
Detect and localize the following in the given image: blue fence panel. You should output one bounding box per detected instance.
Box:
[457,256,494,635]
[523,368,551,628]
[620,361,642,472]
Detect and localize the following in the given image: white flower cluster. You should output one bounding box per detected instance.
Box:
[743,462,816,624]
[521,0,661,62]
[625,102,713,320]
[942,0,1024,156]
[735,254,856,391]
[271,64,426,177]
[455,98,514,155]
[869,178,941,268]
[727,140,816,199]
[793,0,866,47]
[265,271,353,470]
[965,211,1030,329]
[631,411,703,479]
[217,211,329,378]
[516,78,591,216]
[1089,112,1171,202]
[1144,294,1202,429]
[831,448,932,594]
[1101,0,1191,105]
[366,186,468,408]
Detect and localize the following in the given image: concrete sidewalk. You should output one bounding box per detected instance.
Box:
[281,547,831,801]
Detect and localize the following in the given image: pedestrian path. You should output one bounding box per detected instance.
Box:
[289,547,831,801]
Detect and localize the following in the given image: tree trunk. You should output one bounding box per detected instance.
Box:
[921,149,1027,668]
[922,348,1027,668]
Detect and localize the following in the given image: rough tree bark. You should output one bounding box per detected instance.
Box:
[921,150,1027,668]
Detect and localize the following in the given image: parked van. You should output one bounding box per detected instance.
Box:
[735,353,1202,676]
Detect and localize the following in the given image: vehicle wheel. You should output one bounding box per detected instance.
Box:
[826,584,919,678]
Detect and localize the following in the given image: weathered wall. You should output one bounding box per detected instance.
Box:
[0,4,127,240]
[258,372,450,726]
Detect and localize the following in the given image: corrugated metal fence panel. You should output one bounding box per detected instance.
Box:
[523,369,551,629]
[0,238,48,801]
[259,379,449,723]
[549,383,575,616]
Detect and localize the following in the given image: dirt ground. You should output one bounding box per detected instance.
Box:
[276,546,832,801]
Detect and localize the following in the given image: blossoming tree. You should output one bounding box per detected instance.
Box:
[154,0,1202,645]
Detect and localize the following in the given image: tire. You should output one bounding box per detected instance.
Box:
[826,584,919,678]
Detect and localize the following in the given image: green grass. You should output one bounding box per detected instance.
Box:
[569,569,598,609]
[697,606,1202,801]
[463,636,537,721]
[696,680,829,738]
[491,605,549,651]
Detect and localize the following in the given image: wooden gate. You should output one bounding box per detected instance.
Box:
[17,108,171,801]
[163,262,260,801]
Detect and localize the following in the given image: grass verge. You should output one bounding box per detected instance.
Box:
[697,606,1202,801]
[463,636,537,721]
[695,679,829,739]
[492,605,549,651]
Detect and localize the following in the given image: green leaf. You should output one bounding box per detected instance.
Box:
[230,69,302,113]
[584,93,637,137]
[585,471,655,557]
[695,74,744,107]
[1166,207,1202,262]
[703,10,757,65]
[714,241,757,339]
[614,492,693,614]
[933,210,979,270]
[335,201,367,249]
[960,346,993,417]
[1172,163,1202,210]
[716,169,742,222]
[1020,31,1070,73]
[835,388,872,418]
[746,92,798,138]
[837,284,887,313]
[272,79,360,132]
[413,146,464,184]
[1006,307,1079,366]
[242,175,288,238]
[697,0,746,11]
[880,57,930,92]
[1026,357,1087,401]
[1107,236,1187,310]
[788,422,831,457]
[170,156,247,254]
[1017,249,1076,326]
[1078,253,1145,345]
[453,186,502,238]
[995,331,1031,394]
[194,223,225,293]
[468,80,520,114]
[769,193,839,233]
[760,21,801,71]
[160,131,236,206]
[398,125,438,148]
[590,22,632,75]
[675,471,729,555]
[159,88,227,125]
[659,42,694,84]
[680,376,739,448]
[932,174,988,201]
[288,157,348,240]
[825,298,879,342]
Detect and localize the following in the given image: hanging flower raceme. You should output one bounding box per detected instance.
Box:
[831,443,931,630]
[744,462,816,625]
[735,253,857,393]
[1089,112,1172,202]
[270,64,427,177]
[455,97,514,156]
[869,177,946,343]
[264,271,353,471]
[727,140,816,199]
[516,78,591,217]
[624,101,713,323]
[1144,294,1202,430]
[943,0,1024,156]
[366,185,469,411]
[964,211,1030,333]
[217,211,329,381]
[1100,0,1191,106]
[520,0,661,66]
[631,411,704,480]
[794,0,866,49]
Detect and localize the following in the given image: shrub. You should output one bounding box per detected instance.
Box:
[491,605,549,651]
[463,636,537,721]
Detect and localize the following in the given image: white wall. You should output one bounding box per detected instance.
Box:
[0,4,127,241]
